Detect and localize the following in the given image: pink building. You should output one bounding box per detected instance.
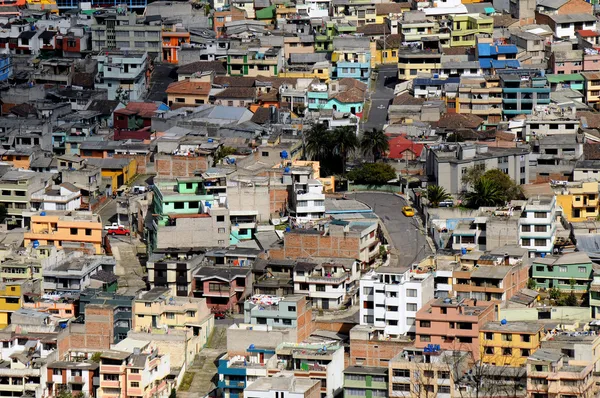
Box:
[192,266,252,313]
[584,52,600,72]
[23,299,76,319]
[551,50,583,74]
[415,298,496,360]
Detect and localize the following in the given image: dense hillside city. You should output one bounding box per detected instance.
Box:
[3,0,600,397]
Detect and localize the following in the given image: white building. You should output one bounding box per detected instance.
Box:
[293,257,360,310]
[94,50,148,101]
[244,375,321,398]
[30,183,81,211]
[296,0,330,18]
[290,176,325,224]
[518,196,559,258]
[359,266,434,337]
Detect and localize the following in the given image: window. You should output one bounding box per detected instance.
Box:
[420,321,431,328]
[521,349,530,356]
[559,266,567,273]
[534,239,546,247]
[217,215,225,222]
[406,318,415,326]
[130,369,139,374]
[392,384,410,392]
[484,332,493,340]
[502,334,513,342]
[316,285,325,292]
[579,266,587,273]
[165,312,175,319]
[70,228,78,235]
[218,228,226,234]
[407,289,417,297]
[503,347,512,356]
[439,386,451,394]
[534,225,546,233]
[85,229,92,236]
[288,306,296,312]
[485,346,494,354]
[394,369,410,377]
[522,334,531,342]
[522,238,531,246]
[261,151,269,157]
[406,303,417,311]
[363,287,373,295]
[522,225,531,232]
[420,335,431,342]
[131,382,139,387]
[209,283,223,292]
[186,311,196,318]
[536,266,544,272]
[534,212,547,219]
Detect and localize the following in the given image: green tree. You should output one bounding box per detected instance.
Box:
[304,123,332,161]
[482,169,524,201]
[332,126,359,173]
[0,204,7,223]
[461,166,485,188]
[213,146,236,166]
[526,278,537,290]
[360,128,389,161]
[562,291,578,306]
[347,163,396,185]
[465,177,505,208]
[426,185,452,208]
[548,286,561,301]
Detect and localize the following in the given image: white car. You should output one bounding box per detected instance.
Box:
[104,223,125,230]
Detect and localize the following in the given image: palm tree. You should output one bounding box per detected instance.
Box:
[360,128,389,161]
[332,126,359,173]
[465,178,505,208]
[426,185,452,208]
[304,123,331,161]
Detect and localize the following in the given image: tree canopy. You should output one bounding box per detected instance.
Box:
[462,168,523,208]
[347,163,397,185]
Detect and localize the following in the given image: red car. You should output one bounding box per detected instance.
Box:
[108,227,130,236]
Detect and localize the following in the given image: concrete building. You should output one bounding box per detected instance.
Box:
[193,265,252,313]
[46,360,98,398]
[0,170,52,228]
[531,252,593,293]
[425,143,530,195]
[91,10,161,55]
[243,295,313,343]
[480,321,545,366]
[78,289,135,343]
[499,69,551,118]
[556,181,599,222]
[23,210,104,255]
[343,366,387,398]
[243,376,321,398]
[397,39,443,80]
[456,75,503,127]
[30,183,81,212]
[359,266,434,338]
[415,297,496,359]
[289,178,325,224]
[94,50,149,102]
[0,280,39,328]
[349,325,413,368]
[518,196,559,257]
[42,251,116,293]
[146,251,204,297]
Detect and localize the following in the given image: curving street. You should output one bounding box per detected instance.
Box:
[348,192,433,267]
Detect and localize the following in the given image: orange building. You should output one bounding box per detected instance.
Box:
[415,297,496,360]
[23,299,76,319]
[23,211,103,254]
[213,7,246,37]
[161,29,190,64]
[0,0,25,6]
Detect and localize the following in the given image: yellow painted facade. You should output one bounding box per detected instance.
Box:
[24,212,103,254]
[101,159,137,191]
[479,322,545,366]
[557,181,599,222]
[0,282,24,328]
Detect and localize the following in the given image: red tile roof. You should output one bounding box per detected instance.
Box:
[578,30,600,37]
[386,135,424,159]
[166,80,211,96]
[114,102,158,118]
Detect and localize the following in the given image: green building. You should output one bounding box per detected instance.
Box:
[343,366,388,398]
[531,252,593,293]
[590,270,600,318]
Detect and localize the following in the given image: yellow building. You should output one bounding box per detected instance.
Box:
[480,321,545,366]
[557,181,600,222]
[0,280,39,328]
[26,0,59,14]
[279,62,330,82]
[397,43,442,80]
[582,72,600,105]
[371,35,401,66]
[166,78,211,108]
[132,287,214,346]
[23,211,103,254]
[449,14,494,47]
[86,158,137,192]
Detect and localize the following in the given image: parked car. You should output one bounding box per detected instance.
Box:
[104,223,125,230]
[439,200,454,208]
[108,227,130,236]
[214,311,226,320]
[402,206,415,217]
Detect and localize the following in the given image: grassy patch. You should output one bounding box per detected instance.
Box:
[178,372,195,391]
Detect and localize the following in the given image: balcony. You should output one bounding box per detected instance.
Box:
[308,275,346,284]
[99,365,123,374]
[68,376,83,384]
[228,57,246,65]
[217,380,246,389]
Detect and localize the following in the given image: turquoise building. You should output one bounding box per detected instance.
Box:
[499,69,550,117]
[217,346,275,398]
[531,252,593,293]
[307,79,367,117]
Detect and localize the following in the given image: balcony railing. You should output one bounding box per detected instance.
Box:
[308,275,346,284]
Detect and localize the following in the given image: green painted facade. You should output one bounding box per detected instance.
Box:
[343,367,388,398]
[531,254,593,292]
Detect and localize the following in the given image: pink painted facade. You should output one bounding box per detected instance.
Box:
[192,267,252,313]
[584,53,600,72]
[23,300,76,319]
[415,298,496,360]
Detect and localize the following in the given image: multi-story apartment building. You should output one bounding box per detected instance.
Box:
[331,0,376,27]
[582,71,600,105]
[479,321,545,367]
[91,10,161,56]
[268,342,345,398]
[397,40,443,80]
[531,252,593,293]
[388,348,470,397]
[46,360,98,398]
[526,348,594,397]
[398,17,450,47]
[30,183,81,212]
[161,27,190,64]
[499,69,551,117]
[359,266,434,338]
[343,366,387,398]
[243,295,313,342]
[415,297,496,359]
[0,171,52,228]
[23,210,103,255]
[518,196,559,257]
[556,181,599,222]
[331,37,371,82]
[456,75,503,127]
[132,287,213,344]
[79,289,135,343]
[522,104,580,141]
[425,143,530,195]
[452,260,530,302]
[227,45,283,77]
[146,251,204,297]
[42,252,116,293]
[0,280,37,328]
[96,344,171,398]
[193,265,252,313]
[449,14,493,47]
[94,50,149,102]
[541,332,600,372]
[293,258,359,310]
[289,176,325,224]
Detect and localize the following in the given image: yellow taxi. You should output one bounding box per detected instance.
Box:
[402,206,415,217]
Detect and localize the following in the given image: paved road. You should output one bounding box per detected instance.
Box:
[364,65,398,131]
[348,192,433,267]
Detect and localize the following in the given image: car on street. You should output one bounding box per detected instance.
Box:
[104,223,125,230]
[214,311,226,320]
[108,227,130,236]
[402,206,415,217]
[439,199,454,208]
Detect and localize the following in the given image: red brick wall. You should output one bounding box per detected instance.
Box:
[270,186,288,216]
[349,338,411,367]
[270,232,360,260]
[57,305,114,358]
[114,153,151,174]
[556,0,592,14]
[155,154,211,177]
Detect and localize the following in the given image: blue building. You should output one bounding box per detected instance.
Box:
[499,69,550,117]
[217,344,275,398]
[477,41,520,74]
[331,37,371,82]
[0,55,12,82]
